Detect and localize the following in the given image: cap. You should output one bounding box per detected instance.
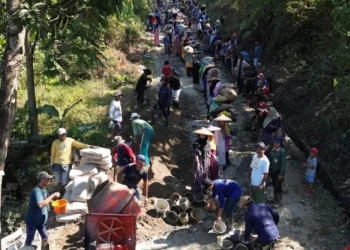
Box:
[114,136,125,146]
[130,113,140,120]
[114,90,123,97]
[274,138,282,144]
[256,142,266,149]
[310,147,319,154]
[136,154,146,162]
[37,171,53,180]
[240,196,252,206]
[57,128,67,135]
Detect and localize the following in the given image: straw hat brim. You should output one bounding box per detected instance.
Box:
[184,46,194,54]
[193,128,213,136]
[214,115,232,122]
[207,77,220,82]
[212,95,227,102]
[206,126,221,132]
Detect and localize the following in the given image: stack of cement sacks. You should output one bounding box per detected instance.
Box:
[56,147,111,223]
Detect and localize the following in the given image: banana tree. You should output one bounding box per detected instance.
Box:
[37,99,83,128]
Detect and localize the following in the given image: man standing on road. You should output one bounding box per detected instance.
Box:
[240,196,279,250]
[122,154,149,201]
[268,138,286,208]
[109,90,123,137]
[249,142,270,203]
[25,172,60,250]
[51,128,90,194]
[151,78,172,129]
[235,53,250,94]
[112,136,136,182]
[204,178,242,234]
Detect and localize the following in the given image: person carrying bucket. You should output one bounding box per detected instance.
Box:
[240,196,280,249]
[204,178,242,235]
[25,172,60,250]
[130,113,154,166]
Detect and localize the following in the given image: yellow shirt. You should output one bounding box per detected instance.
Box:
[50,137,89,165]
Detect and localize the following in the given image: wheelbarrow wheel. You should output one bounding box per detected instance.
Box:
[97,217,126,243]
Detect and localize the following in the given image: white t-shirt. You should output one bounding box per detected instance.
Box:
[109,99,122,122]
[250,154,270,186]
[197,22,202,31]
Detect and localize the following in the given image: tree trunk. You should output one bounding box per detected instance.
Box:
[25,29,39,153]
[0,0,25,247]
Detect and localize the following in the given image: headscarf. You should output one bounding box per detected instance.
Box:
[263,107,279,128]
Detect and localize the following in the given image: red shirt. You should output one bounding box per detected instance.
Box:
[262,86,270,96]
[162,64,172,79]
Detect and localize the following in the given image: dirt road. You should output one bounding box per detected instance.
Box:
[136,34,350,250]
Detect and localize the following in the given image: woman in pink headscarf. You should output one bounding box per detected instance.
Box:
[154,23,160,46]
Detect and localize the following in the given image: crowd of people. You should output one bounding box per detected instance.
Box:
[23,0,321,249]
[145,0,321,249]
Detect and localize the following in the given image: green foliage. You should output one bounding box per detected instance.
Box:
[107,73,137,89]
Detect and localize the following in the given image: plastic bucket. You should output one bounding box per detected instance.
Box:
[194,192,205,204]
[179,211,189,225]
[184,192,195,203]
[190,208,207,222]
[221,239,233,250]
[169,192,182,205]
[170,205,181,214]
[212,220,226,234]
[52,199,68,214]
[177,197,190,211]
[154,199,170,214]
[234,243,248,250]
[165,211,179,225]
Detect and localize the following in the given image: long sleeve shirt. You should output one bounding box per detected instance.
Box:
[51,137,89,165]
[131,119,154,137]
[109,99,122,122]
[112,144,136,167]
[212,179,242,208]
[268,147,286,175]
[244,203,280,245]
[158,85,172,106]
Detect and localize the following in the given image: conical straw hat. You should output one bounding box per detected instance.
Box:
[206,125,221,132]
[193,127,213,136]
[214,115,232,122]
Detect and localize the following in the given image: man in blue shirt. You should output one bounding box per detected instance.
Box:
[240,196,279,249]
[205,179,242,234]
[241,48,250,62]
[151,79,172,128]
[25,171,60,249]
[254,41,262,68]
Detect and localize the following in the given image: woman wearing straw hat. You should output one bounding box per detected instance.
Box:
[214,115,233,176]
[192,127,213,193]
[206,125,221,180]
[184,45,194,77]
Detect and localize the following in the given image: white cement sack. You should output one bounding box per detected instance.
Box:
[69,164,98,180]
[93,171,109,184]
[56,213,82,223]
[81,155,112,165]
[63,190,72,203]
[96,161,113,171]
[1,228,22,250]
[71,176,90,202]
[66,202,88,214]
[65,181,73,192]
[89,172,109,192]
[80,147,111,159]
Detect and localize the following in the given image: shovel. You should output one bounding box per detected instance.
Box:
[146,83,151,105]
